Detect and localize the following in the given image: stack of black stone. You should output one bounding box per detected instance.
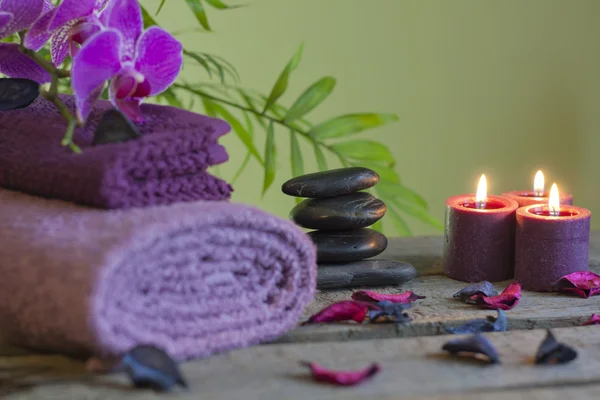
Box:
[282,167,388,263]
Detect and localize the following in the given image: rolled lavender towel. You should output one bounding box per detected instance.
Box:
[0,189,317,361]
[0,94,232,209]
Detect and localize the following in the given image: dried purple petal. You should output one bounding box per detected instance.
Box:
[582,314,600,326]
[368,301,412,324]
[535,330,577,365]
[454,281,498,303]
[552,271,600,298]
[469,282,521,310]
[304,301,378,324]
[352,290,426,304]
[446,310,507,334]
[300,361,380,386]
[442,334,500,364]
[122,345,187,392]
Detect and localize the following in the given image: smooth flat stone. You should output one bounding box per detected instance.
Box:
[93,109,141,145]
[290,192,386,230]
[317,259,416,290]
[281,167,379,198]
[309,229,388,262]
[0,78,39,111]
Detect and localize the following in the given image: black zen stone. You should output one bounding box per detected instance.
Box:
[317,259,416,290]
[309,228,388,262]
[281,167,380,198]
[93,109,141,145]
[290,192,386,230]
[0,78,40,111]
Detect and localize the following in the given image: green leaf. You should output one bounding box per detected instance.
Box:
[262,122,276,196]
[290,130,304,177]
[157,88,184,108]
[354,163,401,184]
[204,0,241,9]
[141,4,159,27]
[309,113,399,140]
[284,76,336,123]
[183,50,213,79]
[371,219,383,232]
[312,142,328,171]
[376,185,442,230]
[378,181,428,209]
[156,0,167,15]
[185,0,211,31]
[203,53,226,83]
[201,98,218,117]
[262,43,304,114]
[385,206,412,236]
[232,152,251,184]
[330,140,395,164]
[205,53,240,82]
[207,100,264,165]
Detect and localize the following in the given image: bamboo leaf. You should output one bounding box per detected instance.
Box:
[183,50,213,79]
[262,122,277,196]
[376,185,442,230]
[312,141,328,171]
[157,88,184,108]
[330,140,395,164]
[201,97,218,117]
[262,43,304,114]
[378,181,428,209]
[309,113,399,140]
[371,219,383,232]
[185,0,211,31]
[203,53,226,83]
[204,0,242,9]
[156,0,167,15]
[385,205,412,236]
[352,162,401,184]
[141,4,159,27]
[290,130,304,177]
[205,53,240,82]
[284,76,336,123]
[232,152,251,184]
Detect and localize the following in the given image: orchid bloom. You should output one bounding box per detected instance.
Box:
[25,0,112,66]
[71,0,182,123]
[0,0,50,83]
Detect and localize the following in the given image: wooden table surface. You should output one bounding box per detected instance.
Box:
[2,232,600,399]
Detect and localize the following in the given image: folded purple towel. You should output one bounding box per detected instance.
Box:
[0,189,316,360]
[0,95,233,209]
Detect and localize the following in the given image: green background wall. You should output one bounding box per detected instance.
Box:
[142,0,600,235]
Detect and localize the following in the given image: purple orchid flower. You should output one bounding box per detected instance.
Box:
[71,0,183,123]
[24,0,112,66]
[0,0,50,83]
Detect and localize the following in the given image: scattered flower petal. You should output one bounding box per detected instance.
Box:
[582,314,600,326]
[468,281,521,310]
[122,345,187,392]
[442,334,500,364]
[0,78,40,111]
[352,290,425,304]
[535,330,577,365]
[368,301,412,324]
[552,271,600,298]
[446,310,507,334]
[453,281,498,303]
[305,301,378,324]
[300,361,380,386]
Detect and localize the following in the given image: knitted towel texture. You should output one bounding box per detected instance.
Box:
[0,95,233,209]
[0,189,317,361]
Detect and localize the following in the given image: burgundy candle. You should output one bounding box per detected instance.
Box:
[503,170,573,207]
[515,183,591,291]
[444,175,519,282]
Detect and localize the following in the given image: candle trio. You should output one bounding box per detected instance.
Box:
[443,171,591,291]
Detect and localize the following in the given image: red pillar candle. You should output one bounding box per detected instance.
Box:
[515,183,591,291]
[503,170,573,207]
[444,175,519,282]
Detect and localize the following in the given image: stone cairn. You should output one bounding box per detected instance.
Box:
[281,167,388,263]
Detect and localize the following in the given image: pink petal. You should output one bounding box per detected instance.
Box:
[48,0,95,31]
[110,93,144,123]
[304,301,379,324]
[0,0,46,37]
[352,290,426,304]
[71,29,121,122]
[552,271,600,298]
[107,0,142,61]
[301,362,380,386]
[134,26,183,96]
[24,8,57,51]
[582,314,600,326]
[50,21,77,66]
[469,281,521,311]
[0,43,51,83]
[95,0,113,12]
[0,12,12,36]
[42,0,53,13]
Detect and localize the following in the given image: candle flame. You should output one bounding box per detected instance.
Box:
[533,170,544,195]
[549,183,560,216]
[475,174,487,208]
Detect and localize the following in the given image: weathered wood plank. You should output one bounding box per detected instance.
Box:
[3,327,600,399]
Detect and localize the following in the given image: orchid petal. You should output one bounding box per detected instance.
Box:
[0,43,51,83]
[50,21,77,66]
[109,93,144,123]
[107,0,142,61]
[72,29,121,122]
[0,12,12,36]
[42,0,53,13]
[0,0,46,37]
[134,26,183,96]
[95,0,114,12]
[24,8,57,51]
[48,0,95,31]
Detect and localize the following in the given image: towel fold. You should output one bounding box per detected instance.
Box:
[0,189,317,360]
[0,95,233,209]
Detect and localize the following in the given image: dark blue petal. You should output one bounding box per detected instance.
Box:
[122,345,187,392]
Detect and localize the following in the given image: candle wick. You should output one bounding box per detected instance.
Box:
[549,208,560,217]
[534,190,543,197]
[476,200,486,209]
